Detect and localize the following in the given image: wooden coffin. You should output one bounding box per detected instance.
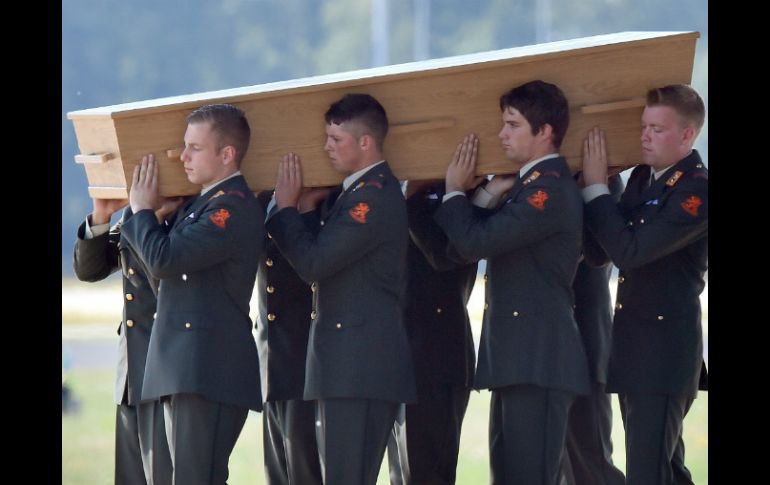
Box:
[68,31,699,197]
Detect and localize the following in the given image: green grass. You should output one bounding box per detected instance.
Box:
[62,369,707,484]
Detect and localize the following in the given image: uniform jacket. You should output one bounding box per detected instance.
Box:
[255,191,317,402]
[121,175,264,411]
[266,162,417,403]
[405,184,477,393]
[73,209,160,405]
[585,150,708,398]
[435,156,591,395]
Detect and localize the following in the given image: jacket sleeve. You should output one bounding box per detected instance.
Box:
[582,174,625,267]
[121,195,261,279]
[434,179,569,261]
[266,185,386,283]
[72,218,120,282]
[585,176,707,270]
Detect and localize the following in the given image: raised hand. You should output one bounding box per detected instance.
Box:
[91,198,129,225]
[582,127,609,186]
[484,174,516,197]
[445,134,484,193]
[298,186,333,213]
[155,196,186,222]
[130,154,161,213]
[275,152,304,209]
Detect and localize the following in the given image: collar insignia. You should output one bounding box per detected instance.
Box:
[665,171,684,187]
[523,171,541,185]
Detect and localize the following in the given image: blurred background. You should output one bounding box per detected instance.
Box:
[62,0,708,483]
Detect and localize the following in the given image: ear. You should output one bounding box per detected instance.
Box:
[681,125,697,146]
[538,123,554,142]
[221,145,236,165]
[359,133,374,151]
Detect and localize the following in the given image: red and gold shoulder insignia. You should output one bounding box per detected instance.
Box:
[680,196,702,217]
[227,190,245,199]
[210,208,231,228]
[665,171,684,187]
[209,190,226,200]
[527,190,549,211]
[349,202,370,224]
[365,180,383,189]
[523,171,541,185]
[542,170,561,178]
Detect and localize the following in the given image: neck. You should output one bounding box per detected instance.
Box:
[202,168,239,190]
[347,154,382,175]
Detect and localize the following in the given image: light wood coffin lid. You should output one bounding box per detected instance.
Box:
[68,31,699,197]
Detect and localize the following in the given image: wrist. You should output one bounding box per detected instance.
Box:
[91,211,110,225]
[445,182,462,193]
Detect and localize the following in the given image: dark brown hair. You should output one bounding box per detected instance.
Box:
[499,80,570,149]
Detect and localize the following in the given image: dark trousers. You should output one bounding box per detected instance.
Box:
[489,384,574,485]
[561,383,624,485]
[263,399,323,485]
[388,383,471,484]
[315,398,399,485]
[619,393,695,485]
[162,393,249,485]
[115,401,172,485]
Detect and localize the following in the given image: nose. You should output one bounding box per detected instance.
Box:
[498,126,505,140]
[180,147,190,162]
[324,138,332,152]
[640,127,650,142]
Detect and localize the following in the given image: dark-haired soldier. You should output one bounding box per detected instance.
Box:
[267,93,416,485]
[435,80,590,485]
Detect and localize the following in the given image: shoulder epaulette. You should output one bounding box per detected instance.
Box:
[522,170,541,185]
[665,170,684,187]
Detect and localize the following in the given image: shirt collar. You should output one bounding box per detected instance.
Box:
[652,150,692,180]
[201,170,241,196]
[518,153,559,178]
[343,160,386,191]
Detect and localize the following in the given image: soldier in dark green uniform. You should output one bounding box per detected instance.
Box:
[435,80,590,485]
[387,181,477,485]
[74,197,179,485]
[255,189,326,485]
[560,174,626,485]
[122,104,264,485]
[581,84,707,485]
[266,93,416,485]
